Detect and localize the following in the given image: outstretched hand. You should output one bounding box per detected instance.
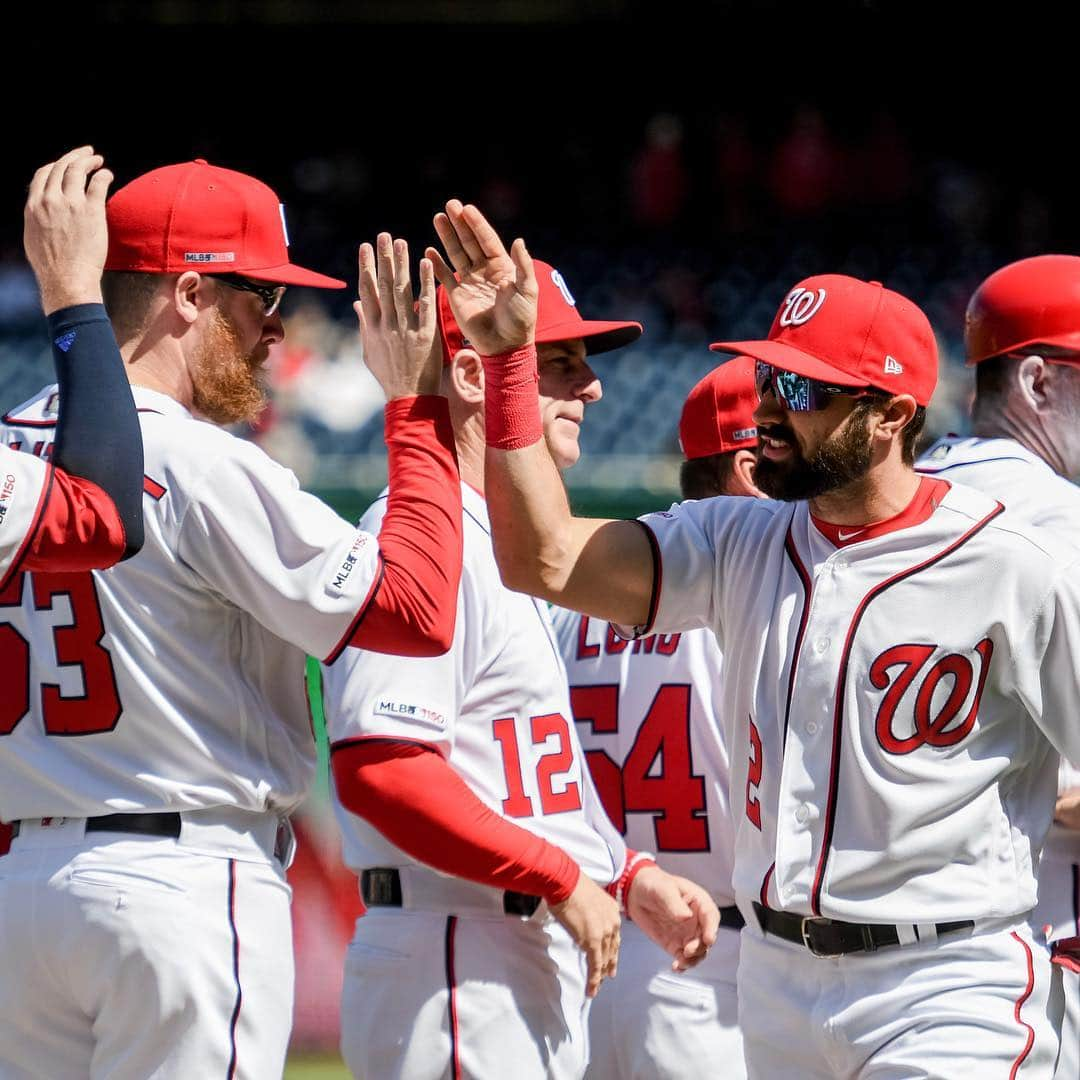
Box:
[626,865,720,972]
[426,200,537,357]
[24,146,113,316]
[355,233,441,400]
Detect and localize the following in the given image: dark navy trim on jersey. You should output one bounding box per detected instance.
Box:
[226,859,242,1080]
[809,503,1005,915]
[0,463,54,594]
[917,456,1031,475]
[445,915,462,1080]
[636,519,662,637]
[759,863,775,908]
[323,552,386,665]
[782,511,813,743]
[1009,931,1036,1078]
[329,734,442,756]
[1073,864,1079,937]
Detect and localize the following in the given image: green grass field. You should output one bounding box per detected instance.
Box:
[284,1053,351,1079]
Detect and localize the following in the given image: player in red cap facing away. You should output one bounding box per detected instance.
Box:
[323,252,720,1080]
[429,200,1080,1077]
[554,356,764,1080]
[917,253,1080,1080]
[0,162,463,1079]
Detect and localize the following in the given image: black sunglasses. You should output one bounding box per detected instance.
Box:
[208,274,286,317]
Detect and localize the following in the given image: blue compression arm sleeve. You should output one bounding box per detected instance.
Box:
[48,303,144,558]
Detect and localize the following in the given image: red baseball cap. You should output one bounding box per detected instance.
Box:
[965,255,1080,365]
[437,259,642,362]
[711,274,938,407]
[105,159,346,289]
[679,356,759,459]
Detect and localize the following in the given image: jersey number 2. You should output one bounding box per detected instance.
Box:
[570,683,709,852]
[0,571,122,736]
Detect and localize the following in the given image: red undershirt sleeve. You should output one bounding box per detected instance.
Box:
[331,739,581,904]
[347,396,463,657]
[23,468,127,573]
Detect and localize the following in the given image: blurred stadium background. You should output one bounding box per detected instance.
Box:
[2,2,1076,1074]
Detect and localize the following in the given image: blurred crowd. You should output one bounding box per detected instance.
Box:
[0,106,1059,494]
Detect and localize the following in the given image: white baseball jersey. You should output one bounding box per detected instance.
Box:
[552,612,735,903]
[631,480,1080,923]
[324,481,626,887]
[918,433,1080,1080]
[0,383,391,822]
[918,436,1080,885]
[0,444,53,584]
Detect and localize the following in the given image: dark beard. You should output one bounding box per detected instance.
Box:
[191,307,268,426]
[754,404,875,501]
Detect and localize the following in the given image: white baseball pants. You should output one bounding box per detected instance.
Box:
[737,915,1061,1079]
[0,817,293,1080]
[340,906,590,1079]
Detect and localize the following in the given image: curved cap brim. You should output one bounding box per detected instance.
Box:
[710,339,866,388]
[540,320,643,356]
[242,263,347,289]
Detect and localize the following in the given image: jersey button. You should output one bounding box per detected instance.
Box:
[806,720,819,735]
[795,804,809,824]
[815,637,830,653]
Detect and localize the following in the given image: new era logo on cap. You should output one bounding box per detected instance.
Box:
[710,274,938,406]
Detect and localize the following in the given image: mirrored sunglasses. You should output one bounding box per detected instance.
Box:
[754,360,878,412]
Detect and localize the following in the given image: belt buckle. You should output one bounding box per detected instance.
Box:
[800,916,843,959]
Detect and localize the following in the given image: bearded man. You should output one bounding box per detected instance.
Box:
[427,199,1080,1079]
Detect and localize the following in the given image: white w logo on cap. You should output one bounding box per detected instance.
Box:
[779,287,827,327]
[551,269,576,307]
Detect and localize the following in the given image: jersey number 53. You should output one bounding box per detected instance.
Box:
[0,571,121,735]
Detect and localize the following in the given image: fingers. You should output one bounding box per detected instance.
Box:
[433,209,469,273]
[85,167,114,206]
[509,237,535,295]
[60,151,104,199]
[685,888,720,948]
[425,246,456,291]
[584,938,604,998]
[375,233,396,326]
[446,199,486,267]
[416,258,437,342]
[27,146,97,208]
[357,243,380,322]
[462,203,511,261]
[391,237,416,329]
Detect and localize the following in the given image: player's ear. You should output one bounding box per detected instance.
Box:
[1014,354,1050,411]
[449,348,485,406]
[729,449,765,499]
[172,271,205,326]
[872,394,918,448]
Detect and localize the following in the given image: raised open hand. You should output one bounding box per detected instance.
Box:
[355,233,441,400]
[426,200,537,357]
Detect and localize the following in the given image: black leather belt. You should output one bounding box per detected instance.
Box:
[752,902,973,957]
[11,812,182,840]
[362,867,541,918]
[719,905,745,931]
